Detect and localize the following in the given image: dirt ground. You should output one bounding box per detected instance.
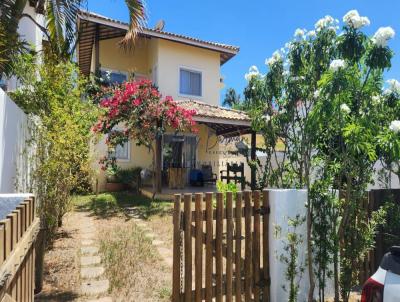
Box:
[35,212,81,301]
[34,193,173,302]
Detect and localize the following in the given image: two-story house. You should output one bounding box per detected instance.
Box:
[77,11,257,196]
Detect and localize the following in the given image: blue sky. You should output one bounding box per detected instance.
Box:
[88,0,400,104]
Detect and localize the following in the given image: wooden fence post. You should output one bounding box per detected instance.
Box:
[194,193,203,302]
[262,189,270,302]
[172,194,182,302]
[205,192,213,302]
[184,194,192,302]
[226,192,233,302]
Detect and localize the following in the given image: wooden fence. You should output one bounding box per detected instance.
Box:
[360,189,400,283]
[172,190,271,302]
[0,197,39,302]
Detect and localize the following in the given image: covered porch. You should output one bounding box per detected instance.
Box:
[152,100,257,199]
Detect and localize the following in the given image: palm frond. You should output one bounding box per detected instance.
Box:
[0,0,28,78]
[119,0,147,50]
[45,0,85,60]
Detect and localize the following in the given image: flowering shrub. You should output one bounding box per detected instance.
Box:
[93,79,197,172]
[240,9,400,302]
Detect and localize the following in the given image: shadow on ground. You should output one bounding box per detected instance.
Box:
[35,290,79,301]
[73,191,173,220]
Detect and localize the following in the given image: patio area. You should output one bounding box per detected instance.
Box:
[141,185,218,200]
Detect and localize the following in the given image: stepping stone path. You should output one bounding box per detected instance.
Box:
[76,212,112,301]
[131,218,174,268]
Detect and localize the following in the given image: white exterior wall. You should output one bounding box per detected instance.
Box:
[7,4,44,91]
[0,89,30,193]
[0,3,41,193]
[268,189,334,302]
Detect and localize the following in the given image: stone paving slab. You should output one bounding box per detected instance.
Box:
[86,297,113,302]
[81,256,101,266]
[81,246,99,255]
[81,266,105,279]
[82,239,95,246]
[81,279,109,296]
[81,232,96,240]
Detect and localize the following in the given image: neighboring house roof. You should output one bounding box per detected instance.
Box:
[176,100,252,137]
[77,10,240,76]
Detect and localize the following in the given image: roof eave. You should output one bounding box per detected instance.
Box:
[77,12,239,61]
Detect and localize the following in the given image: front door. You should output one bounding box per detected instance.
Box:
[163,134,197,182]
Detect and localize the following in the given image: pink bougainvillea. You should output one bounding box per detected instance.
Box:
[93,80,197,169]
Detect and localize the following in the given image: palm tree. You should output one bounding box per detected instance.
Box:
[0,0,28,78]
[223,87,241,108]
[0,0,146,76]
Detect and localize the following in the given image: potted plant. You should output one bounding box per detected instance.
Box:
[118,167,142,193]
[105,166,125,192]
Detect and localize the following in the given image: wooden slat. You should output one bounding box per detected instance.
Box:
[194,193,203,302]
[12,210,20,244]
[205,192,213,302]
[253,191,261,302]
[6,213,17,252]
[215,193,223,302]
[172,194,182,302]
[26,200,31,228]
[262,189,270,302]
[235,192,242,302]
[16,206,25,239]
[1,219,12,258]
[244,191,252,302]
[0,224,4,265]
[226,192,234,302]
[184,194,193,302]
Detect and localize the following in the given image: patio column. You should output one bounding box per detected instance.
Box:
[251,130,256,190]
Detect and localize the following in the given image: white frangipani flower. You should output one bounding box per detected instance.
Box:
[265,51,282,67]
[371,95,382,105]
[294,28,306,39]
[244,65,260,81]
[340,103,351,114]
[343,10,370,29]
[372,27,395,47]
[314,89,320,99]
[307,30,316,38]
[389,120,400,133]
[329,59,346,72]
[386,79,400,94]
[315,15,336,31]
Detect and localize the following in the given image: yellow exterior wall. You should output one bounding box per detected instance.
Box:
[97,37,152,77]
[92,134,154,192]
[157,39,221,105]
[89,35,243,191]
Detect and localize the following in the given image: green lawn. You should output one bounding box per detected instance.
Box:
[72,191,173,219]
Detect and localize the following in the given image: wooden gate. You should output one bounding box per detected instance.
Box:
[0,197,39,302]
[172,190,271,302]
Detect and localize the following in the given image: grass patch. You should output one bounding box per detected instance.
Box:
[98,221,171,301]
[72,191,172,219]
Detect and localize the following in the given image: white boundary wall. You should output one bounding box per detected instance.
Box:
[268,189,334,302]
[0,89,30,193]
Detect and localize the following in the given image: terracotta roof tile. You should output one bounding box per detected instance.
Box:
[176,100,250,122]
[79,10,239,53]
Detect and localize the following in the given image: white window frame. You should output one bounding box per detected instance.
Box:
[114,140,131,162]
[100,67,129,84]
[178,66,203,98]
[107,128,131,162]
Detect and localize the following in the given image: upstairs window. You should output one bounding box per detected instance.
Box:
[179,68,202,97]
